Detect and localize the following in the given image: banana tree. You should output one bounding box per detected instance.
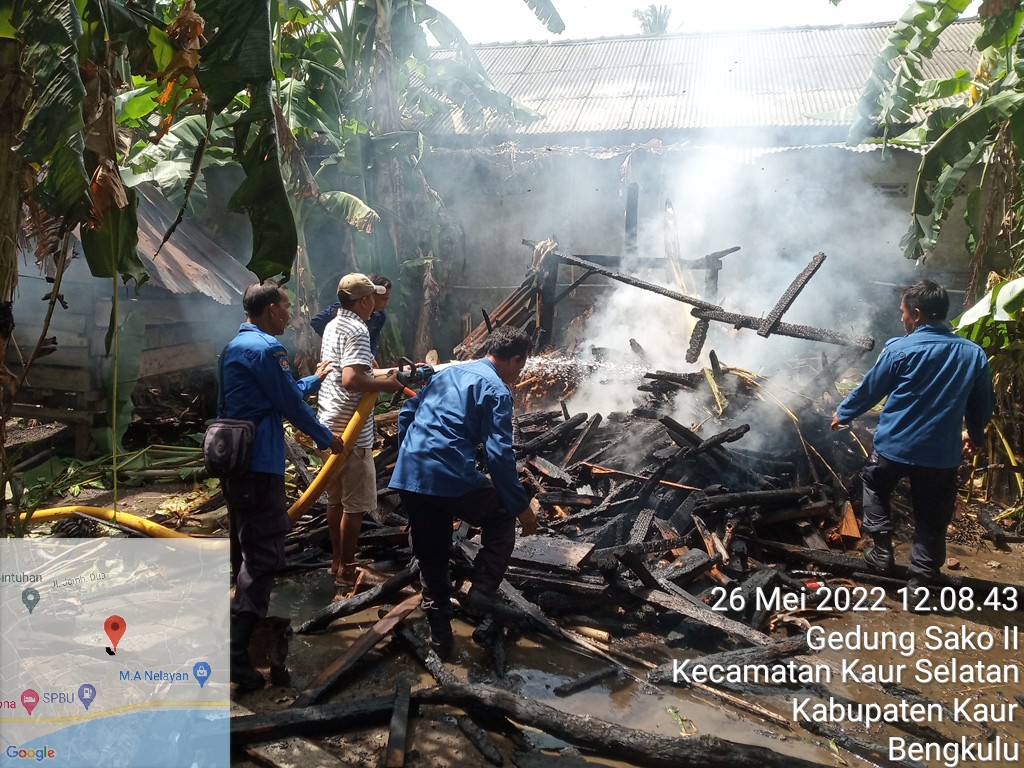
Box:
[0,0,314,517]
[842,0,1024,509]
[281,0,562,356]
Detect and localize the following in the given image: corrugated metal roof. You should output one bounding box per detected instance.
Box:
[135,186,253,304]
[422,20,981,138]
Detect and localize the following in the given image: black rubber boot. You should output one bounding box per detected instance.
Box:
[230,613,266,692]
[863,532,895,575]
[461,587,501,615]
[420,599,454,661]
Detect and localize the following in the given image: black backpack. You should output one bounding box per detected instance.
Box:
[203,345,262,479]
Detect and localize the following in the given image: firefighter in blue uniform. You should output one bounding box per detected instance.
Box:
[220,280,345,691]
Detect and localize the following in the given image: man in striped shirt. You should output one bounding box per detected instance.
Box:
[317,273,403,586]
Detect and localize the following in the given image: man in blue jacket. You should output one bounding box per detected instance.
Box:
[220,280,345,691]
[832,280,993,588]
[390,326,538,659]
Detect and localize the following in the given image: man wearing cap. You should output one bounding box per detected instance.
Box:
[221,280,346,692]
[318,273,403,587]
[312,273,393,365]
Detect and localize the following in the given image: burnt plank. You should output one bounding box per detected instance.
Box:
[560,413,602,468]
[757,252,827,338]
[290,595,420,708]
[231,697,398,744]
[383,680,412,768]
[553,664,619,697]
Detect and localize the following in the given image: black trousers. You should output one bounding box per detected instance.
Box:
[226,472,290,617]
[400,485,517,608]
[860,450,958,579]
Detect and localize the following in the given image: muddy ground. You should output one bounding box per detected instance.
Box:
[223,523,1024,768]
[10,420,1024,768]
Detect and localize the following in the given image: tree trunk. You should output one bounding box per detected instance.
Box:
[0,36,29,534]
[0,38,26,304]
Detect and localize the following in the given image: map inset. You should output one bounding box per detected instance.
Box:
[0,538,230,768]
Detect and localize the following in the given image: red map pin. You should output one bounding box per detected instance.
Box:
[104,615,126,653]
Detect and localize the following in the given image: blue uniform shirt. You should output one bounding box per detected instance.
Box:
[312,304,387,357]
[219,323,335,475]
[836,323,993,468]
[390,358,529,515]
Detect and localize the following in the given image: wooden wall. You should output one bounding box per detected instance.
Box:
[6,259,241,455]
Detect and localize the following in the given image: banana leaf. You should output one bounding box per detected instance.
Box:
[954,277,1024,356]
[195,0,274,113]
[31,137,91,221]
[848,0,973,144]
[14,0,86,165]
[521,0,566,34]
[94,306,145,453]
[80,185,147,287]
[228,115,296,280]
[315,190,378,233]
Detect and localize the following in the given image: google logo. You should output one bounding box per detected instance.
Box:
[5,746,56,761]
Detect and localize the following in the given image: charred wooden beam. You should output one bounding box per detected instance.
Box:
[527,456,573,484]
[644,370,703,387]
[536,246,560,349]
[976,508,1012,552]
[383,680,412,768]
[552,268,597,305]
[291,595,420,708]
[559,413,602,468]
[516,412,588,456]
[553,664,619,697]
[679,424,750,461]
[497,579,566,639]
[757,253,827,338]
[629,587,770,647]
[414,679,819,768]
[577,463,700,492]
[232,703,346,768]
[503,567,608,597]
[696,486,824,513]
[691,515,732,585]
[755,498,832,527]
[456,716,504,766]
[586,535,689,570]
[628,507,657,544]
[658,417,766,489]
[551,252,721,311]
[534,492,601,508]
[685,319,710,363]
[691,307,874,349]
[617,550,695,602]
[296,562,420,634]
[653,548,719,586]
[231,696,400,744]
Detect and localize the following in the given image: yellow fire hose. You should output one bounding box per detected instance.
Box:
[286,391,378,521]
[17,506,191,538]
[19,391,383,537]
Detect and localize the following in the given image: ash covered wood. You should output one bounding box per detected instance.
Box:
[247,240,1024,767]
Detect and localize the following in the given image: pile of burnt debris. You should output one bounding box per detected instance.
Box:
[233,243,1020,768]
